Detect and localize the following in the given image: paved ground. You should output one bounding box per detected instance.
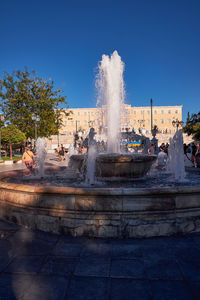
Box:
[0,218,200,300]
[0,153,68,173]
[1,155,200,299]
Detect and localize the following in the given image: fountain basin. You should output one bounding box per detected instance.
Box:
[69,153,157,179]
[1,169,200,238]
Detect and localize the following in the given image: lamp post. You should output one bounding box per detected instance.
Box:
[172,119,184,132]
[31,113,40,142]
[88,120,94,128]
[55,120,59,146]
[0,115,4,161]
[138,119,145,134]
[196,113,200,121]
[150,98,153,132]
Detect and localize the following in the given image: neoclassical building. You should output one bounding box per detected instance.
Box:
[46,104,185,150]
[59,104,182,136]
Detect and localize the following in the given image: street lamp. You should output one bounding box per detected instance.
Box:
[88,120,94,128]
[196,113,200,121]
[31,113,40,141]
[172,118,184,131]
[138,119,145,134]
[150,98,153,132]
[0,115,4,161]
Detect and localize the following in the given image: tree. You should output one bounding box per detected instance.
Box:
[183,112,200,140]
[0,68,69,139]
[1,125,26,159]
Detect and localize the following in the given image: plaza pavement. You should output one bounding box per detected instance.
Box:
[0,153,68,173]
[0,219,200,300]
[0,155,200,299]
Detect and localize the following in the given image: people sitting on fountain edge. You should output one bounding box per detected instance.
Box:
[22,146,36,174]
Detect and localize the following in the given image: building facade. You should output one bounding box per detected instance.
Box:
[59,104,183,136]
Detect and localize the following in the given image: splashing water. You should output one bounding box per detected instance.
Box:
[96,50,125,153]
[36,137,46,177]
[167,130,186,182]
[68,144,76,156]
[85,143,97,185]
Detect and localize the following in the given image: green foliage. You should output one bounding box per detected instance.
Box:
[0,68,69,138]
[1,124,26,159]
[183,112,200,140]
[1,124,26,144]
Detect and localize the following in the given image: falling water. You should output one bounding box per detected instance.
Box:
[96,50,125,153]
[85,143,97,185]
[36,137,46,177]
[167,130,186,181]
[68,144,76,156]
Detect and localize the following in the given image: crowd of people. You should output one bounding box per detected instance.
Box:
[184,142,200,168]
[147,141,200,169]
[22,136,200,174]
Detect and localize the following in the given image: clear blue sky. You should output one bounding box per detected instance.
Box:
[1,0,200,122]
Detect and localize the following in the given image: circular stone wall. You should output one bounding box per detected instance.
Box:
[0,170,200,238]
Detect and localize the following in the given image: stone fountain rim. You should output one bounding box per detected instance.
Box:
[1,169,200,196]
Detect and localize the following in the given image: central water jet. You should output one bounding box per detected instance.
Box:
[70,50,156,180]
[96,50,125,153]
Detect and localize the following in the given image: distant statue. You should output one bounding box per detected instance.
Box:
[88,128,96,147]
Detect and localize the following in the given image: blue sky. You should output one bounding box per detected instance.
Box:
[0,0,200,122]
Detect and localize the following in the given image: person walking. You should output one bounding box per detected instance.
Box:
[60,144,65,160]
[148,143,156,155]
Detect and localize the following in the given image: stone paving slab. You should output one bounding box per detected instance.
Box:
[110,258,145,279]
[110,278,152,300]
[150,280,194,300]
[66,277,109,300]
[40,256,79,276]
[74,257,110,277]
[0,218,200,299]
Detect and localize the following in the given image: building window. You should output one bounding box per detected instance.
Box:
[147,111,150,114]
[84,112,87,116]
[161,110,164,114]
[168,119,171,124]
[154,119,157,124]
[133,111,136,115]
[154,110,157,114]
[147,119,150,124]
[91,112,94,115]
[161,119,164,124]
[84,120,87,125]
[64,121,67,125]
[175,110,178,114]
[78,112,80,116]
[141,110,144,114]
[168,110,171,114]
[71,121,74,126]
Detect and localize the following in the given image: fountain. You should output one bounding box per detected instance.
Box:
[167,129,186,181]
[0,51,200,238]
[70,50,156,180]
[35,137,46,178]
